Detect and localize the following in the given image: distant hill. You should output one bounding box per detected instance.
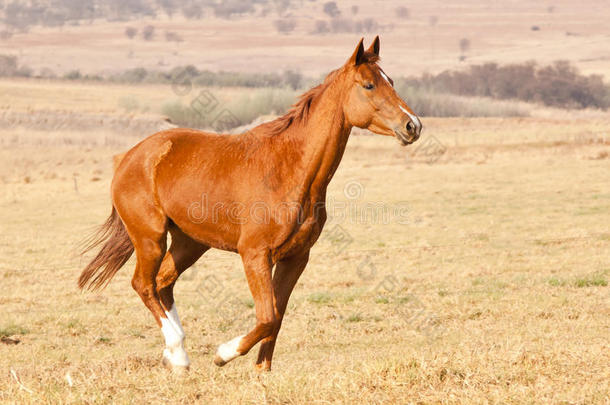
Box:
[1,0,609,79]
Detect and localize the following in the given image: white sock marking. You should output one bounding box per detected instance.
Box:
[399,105,422,133]
[216,335,245,363]
[165,303,185,338]
[161,314,190,367]
[162,347,190,367]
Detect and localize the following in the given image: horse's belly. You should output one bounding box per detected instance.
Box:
[165,201,241,252]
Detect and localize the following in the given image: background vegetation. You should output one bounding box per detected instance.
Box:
[3,53,607,109]
[406,61,610,109]
[0,0,382,34]
[5,53,609,128]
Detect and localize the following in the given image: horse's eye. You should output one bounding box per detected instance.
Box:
[363,83,375,90]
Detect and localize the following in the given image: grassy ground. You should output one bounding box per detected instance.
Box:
[0,78,252,115]
[1,107,609,403]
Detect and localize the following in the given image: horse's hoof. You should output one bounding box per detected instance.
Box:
[254,362,271,372]
[214,335,244,367]
[162,353,190,373]
[213,355,227,367]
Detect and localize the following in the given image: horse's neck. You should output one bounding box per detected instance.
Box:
[291,82,352,203]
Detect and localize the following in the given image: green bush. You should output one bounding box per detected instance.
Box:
[63,69,82,80]
[274,19,297,34]
[213,1,255,18]
[407,61,610,109]
[0,54,31,77]
[0,54,18,76]
[395,82,528,117]
[162,88,296,131]
[1,0,156,30]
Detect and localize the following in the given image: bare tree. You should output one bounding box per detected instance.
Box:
[142,25,155,41]
[165,31,183,42]
[157,0,176,18]
[323,2,340,18]
[125,26,137,39]
[181,4,203,19]
[459,38,471,61]
[313,20,329,34]
[459,38,470,53]
[274,19,296,34]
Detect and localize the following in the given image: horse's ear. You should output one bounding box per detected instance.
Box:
[366,35,380,56]
[347,38,365,66]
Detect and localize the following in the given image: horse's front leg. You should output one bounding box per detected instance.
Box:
[255,250,310,371]
[214,248,276,366]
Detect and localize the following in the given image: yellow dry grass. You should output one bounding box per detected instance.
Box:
[0,81,609,404]
[0,78,251,115]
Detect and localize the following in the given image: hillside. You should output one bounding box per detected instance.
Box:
[1,0,610,78]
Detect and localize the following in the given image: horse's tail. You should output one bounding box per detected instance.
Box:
[78,207,134,291]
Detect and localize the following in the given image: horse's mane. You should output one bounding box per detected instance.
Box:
[263,51,380,136]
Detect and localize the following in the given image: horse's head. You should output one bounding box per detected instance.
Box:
[341,37,422,145]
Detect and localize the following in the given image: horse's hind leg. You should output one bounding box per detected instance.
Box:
[129,228,169,338]
[115,200,178,369]
[155,225,209,369]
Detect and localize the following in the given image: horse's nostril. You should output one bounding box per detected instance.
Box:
[406,121,415,133]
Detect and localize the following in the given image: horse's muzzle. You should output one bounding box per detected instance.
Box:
[395,127,420,146]
[395,117,422,145]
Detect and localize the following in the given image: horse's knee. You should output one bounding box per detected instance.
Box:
[131,276,142,293]
[258,320,279,338]
[131,276,155,300]
[155,269,177,292]
[138,237,165,259]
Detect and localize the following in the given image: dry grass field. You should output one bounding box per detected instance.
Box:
[0,75,609,403]
[2,1,609,402]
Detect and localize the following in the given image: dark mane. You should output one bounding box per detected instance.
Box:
[264,51,379,136]
[264,71,337,136]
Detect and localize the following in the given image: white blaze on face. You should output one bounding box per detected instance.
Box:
[216,335,245,363]
[379,70,392,86]
[160,304,190,367]
[399,105,422,134]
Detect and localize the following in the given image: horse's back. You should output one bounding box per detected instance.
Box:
[114,127,234,178]
[111,128,254,249]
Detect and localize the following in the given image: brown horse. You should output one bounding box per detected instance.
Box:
[79,37,422,371]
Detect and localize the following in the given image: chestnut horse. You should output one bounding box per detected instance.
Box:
[79,37,422,371]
